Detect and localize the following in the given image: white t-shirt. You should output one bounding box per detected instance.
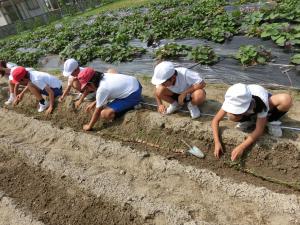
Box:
[67,67,84,86]
[247,84,269,118]
[29,70,62,90]
[7,62,17,69]
[96,73,140,108]
[167,67,203,94]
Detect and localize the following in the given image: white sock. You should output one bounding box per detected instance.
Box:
[9,93,15,98]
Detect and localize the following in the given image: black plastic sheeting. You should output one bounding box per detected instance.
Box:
[40,36,300,88]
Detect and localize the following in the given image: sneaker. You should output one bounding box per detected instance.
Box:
[187,102,201,119]
[134,103,142,110]
[38,101,49,112]
[267,121,282,137]
[84,92,96,102]
[166,101,181,114]
[5,96,15,105]
[235,121,255,132]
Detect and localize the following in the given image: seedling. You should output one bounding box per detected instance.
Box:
[236,45,272,66]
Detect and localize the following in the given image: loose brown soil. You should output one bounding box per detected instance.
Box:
[2,79,299,194]
[0,150,147,225]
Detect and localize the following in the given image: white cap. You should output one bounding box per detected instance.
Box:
[151,61,175,85]
[222,83,252,114]
[63,59,78,77]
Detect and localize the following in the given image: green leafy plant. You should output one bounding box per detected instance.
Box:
[0,50,44,67]
[264,0,300,23]
[2,0,299,66]
[189,45,219,65]
[235,45,272,66]
[291,54,300,64]
[260,23,300,47]
[155,43,192,60]
[96,44,146,63]
[59,40,81,60]
[240,11,265,36]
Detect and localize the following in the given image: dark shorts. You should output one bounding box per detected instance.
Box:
[171,93,190,103]
[170,89,206,103]
[107,83,142,117]
[40,87,63,97]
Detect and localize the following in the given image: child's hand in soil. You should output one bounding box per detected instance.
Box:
[14,93,24,105]
[74,100,81,109]
[83,124,92,131]
[58,96,64,102]
[13,98,20,106]
[231,146,244,161]
[214,142,223,158]
[45,106,53,115]
[157,104,166,114]
[85,102,96,113]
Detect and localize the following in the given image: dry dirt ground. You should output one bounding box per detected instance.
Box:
[0,74,300,225]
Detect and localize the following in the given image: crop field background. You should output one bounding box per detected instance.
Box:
[0,0,299,79]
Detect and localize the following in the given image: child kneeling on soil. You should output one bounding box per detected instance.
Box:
[151,61,206,119]
[11,66,62,115]
[77,68,142,131]
[59,58,89,107]
[211,83,292,161]
[0,60,33,105]
[59,58,118,108]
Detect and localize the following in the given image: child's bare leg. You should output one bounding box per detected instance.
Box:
[5,81,16,105]
[72,80,81,92]
[9,81,15,94]
[155,85,176,104]
[269,93,292,111]
[100,107,116,121]
[268,93,292,122]
[191,89,206,106]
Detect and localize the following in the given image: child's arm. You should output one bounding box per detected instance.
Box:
[83,106,103,131]
[14,85,29,105]
[231,117,267,161]
[178,81,206,105]
[155,87,166,114]
[13,83,20,97]
[75,89,89,108]
[211,109,226,158]
[44,85,55,115]
[85,101,96,113]
[58,85,72,102]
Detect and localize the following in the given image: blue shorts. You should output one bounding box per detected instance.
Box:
[107,83,142,116]
[40,87,62,97]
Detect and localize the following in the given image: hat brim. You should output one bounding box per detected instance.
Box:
[63,71,72,77]
[222,101,250,115]
[11,79,19,85]
[80,82,88,90]
[151,76,167,85]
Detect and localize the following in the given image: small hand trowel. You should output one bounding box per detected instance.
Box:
[181,139,205,159]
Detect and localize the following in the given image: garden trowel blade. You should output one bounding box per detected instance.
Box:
[188,146,205,159]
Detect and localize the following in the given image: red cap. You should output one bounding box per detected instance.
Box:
[12,66,27,84]
[78,67,95,90]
